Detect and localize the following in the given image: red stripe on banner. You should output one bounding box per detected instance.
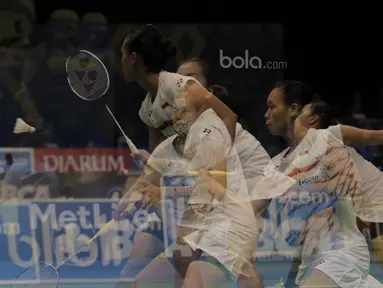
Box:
[34,148,133,173]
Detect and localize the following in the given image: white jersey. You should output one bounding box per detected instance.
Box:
[147,135,186,175]
[139,71,200,139]
[258,128,369,287]
[234,123,270,193]
[180,109,259,278]
[327,125,383,222]
[140,71,270,196]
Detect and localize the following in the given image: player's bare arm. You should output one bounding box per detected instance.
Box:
[339,124,383,147]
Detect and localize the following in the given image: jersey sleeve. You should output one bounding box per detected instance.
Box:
[146,137,175,174]
[139,96,153,127]
[162,73,200,107]
[327,124,343,143]
[187,122,231,170]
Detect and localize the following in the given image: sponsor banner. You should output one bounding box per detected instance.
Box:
[0,148,34,175]
[0,173,138,199]
[34,148,133,173]
[0,200,162,282]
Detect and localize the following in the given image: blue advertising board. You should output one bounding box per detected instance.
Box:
[0,200,161,283]
[0,197,299,285]
[1,180,380,287]
[0,148,34,175]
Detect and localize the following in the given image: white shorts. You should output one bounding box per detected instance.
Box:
[183,200,259,278]
[298,245,370,288]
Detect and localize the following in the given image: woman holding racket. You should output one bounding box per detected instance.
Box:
[176,57,271,196]
[115,95,261,287]
[117,56,269,286]
[262,81,382,287]
[172,57,269,286]
[120,25,238,154]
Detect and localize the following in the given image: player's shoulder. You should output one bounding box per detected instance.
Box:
[195,111,230,150]
[138,93,153,125]
[311,127,343,147]
[159,71,199,89]
[271,148,288,164]
[153,135,177,154]
[140,93,151,108]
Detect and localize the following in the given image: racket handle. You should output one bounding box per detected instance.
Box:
[125,136,138,154]
[87,202,137,244]
[87,219,118,244]
[187,170,230,176]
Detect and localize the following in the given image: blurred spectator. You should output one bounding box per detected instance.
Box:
[2,152,24,193]
[5,153,13,170]
[0,0,44,146]
[80,12,108,50]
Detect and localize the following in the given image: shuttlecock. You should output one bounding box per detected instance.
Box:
[13,118,36,134]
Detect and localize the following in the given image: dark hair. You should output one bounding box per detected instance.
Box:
[310,100,334,129]
[123,24,177,73]
[274,80,314,108]
[5,153,13,166]
[181,57,210,85]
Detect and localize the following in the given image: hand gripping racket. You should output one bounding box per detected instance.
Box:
[65,50,146,167]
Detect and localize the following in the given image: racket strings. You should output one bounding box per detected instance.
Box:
[13,263,58,288]
[66,51,108,101]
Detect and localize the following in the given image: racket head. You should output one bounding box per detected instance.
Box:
[66,49,110,101]
[11,262,59,288]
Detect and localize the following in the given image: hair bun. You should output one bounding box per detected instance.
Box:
[162,39,177,57]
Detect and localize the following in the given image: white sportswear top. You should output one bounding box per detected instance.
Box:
[327,125,383,221]
[139,71,200,139]
[139,71,270,193]
[179,109,258,278]
[254,127,368,286]
[234,123,270,193]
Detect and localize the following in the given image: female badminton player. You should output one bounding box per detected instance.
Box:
[263,81,381,287]
[173,57,270,286]
[177,57,271,194]
[120,25,238,155]
[296,100,383,275]
[117,57,269,286]
[116,97,261,287]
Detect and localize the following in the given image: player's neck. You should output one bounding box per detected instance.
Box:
[137,73,159,99]
[285,129,296,146]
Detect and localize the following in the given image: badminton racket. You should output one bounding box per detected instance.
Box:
[10,214,122,288]
[65,50,146,167]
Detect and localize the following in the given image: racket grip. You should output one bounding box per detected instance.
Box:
[87,219,118,243]
[119,202,137,218]
[91,203,138,243]
[125,136,138,154]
